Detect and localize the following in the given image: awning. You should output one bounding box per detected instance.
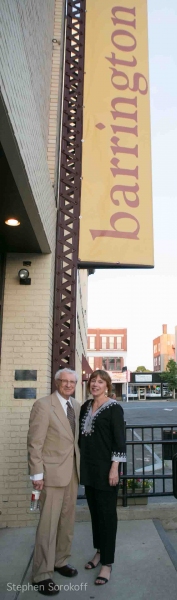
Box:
[82,354,92,381]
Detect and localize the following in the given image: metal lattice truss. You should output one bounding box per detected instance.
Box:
[52,0,86,379]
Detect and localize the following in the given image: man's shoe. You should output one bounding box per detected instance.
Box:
[54,564,78,577]
[32,579,59,596]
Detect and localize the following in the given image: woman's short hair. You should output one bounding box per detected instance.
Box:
[88,369,112,395]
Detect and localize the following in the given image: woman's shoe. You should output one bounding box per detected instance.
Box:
[95,564,112,585]
[85,551,100,570]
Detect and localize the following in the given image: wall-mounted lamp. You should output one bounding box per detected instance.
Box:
[5,218,20,226]
[18,268,31,285]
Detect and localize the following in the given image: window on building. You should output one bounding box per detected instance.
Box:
[158,343,160,351]
[115,358,121,370]
[88,356,94,370]
[101,336,107,350]
[109,336,114,349]
[154,357,157,366]
[116,336,122,349]
[89,336,95,350]
[154,344,157,353]
[102,357,107,370]
[107,358,115,370]
[102,357,121,371]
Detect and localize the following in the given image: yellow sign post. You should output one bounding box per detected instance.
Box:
[79,0,154,267]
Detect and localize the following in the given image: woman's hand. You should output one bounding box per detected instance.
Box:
[109,462,119,486]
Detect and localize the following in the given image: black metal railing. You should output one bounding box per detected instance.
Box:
[77,423,177,507]
[120,423,177,506]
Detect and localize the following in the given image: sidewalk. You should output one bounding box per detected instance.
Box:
[0,512,177,600]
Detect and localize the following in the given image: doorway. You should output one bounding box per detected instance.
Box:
[139,387,146,400]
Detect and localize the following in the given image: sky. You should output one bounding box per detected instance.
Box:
[87,0,177,372]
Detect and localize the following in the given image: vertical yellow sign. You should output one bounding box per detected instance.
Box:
[79,0,154,267]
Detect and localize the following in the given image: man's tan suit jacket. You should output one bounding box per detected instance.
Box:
[27,392,80,487]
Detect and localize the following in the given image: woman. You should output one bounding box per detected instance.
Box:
[79,370,126,586]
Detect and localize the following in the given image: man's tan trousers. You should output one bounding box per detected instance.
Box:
[32,461,78,583]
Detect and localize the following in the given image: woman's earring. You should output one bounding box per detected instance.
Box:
[105,389,108,396]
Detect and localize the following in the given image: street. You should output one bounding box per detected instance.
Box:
[122,400,177,426]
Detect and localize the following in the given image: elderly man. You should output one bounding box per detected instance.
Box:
[27,368,80,596]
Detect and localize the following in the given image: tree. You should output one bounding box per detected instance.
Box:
[160,359,177,399]
[135,366,151,372]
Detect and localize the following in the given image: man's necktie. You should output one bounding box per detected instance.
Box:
[66,401,75,437]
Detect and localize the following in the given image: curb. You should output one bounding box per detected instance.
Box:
[75,503,177,530]
[153,519,177,571]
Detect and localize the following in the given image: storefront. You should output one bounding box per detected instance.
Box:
[129,372,172,399]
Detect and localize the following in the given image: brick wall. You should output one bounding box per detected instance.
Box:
[0,253,56,527]
[0,261,88,527]
[0,0,87,528]
[0,0,63,526]
[47,0,65,188]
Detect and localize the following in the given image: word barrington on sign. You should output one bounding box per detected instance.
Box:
[79,1,154,268]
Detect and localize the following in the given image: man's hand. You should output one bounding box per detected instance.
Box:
[109,462,119,486]
[32,480,44,491]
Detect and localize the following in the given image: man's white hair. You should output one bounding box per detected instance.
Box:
[55,368,78,383]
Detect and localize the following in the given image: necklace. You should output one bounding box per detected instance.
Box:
[92,398,108,413]
[93,396,107,405]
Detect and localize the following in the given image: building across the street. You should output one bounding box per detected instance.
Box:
[87,328,128,398]
[153,324,175,372]
[129,371,172,400]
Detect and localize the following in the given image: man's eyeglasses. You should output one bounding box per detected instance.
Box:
[59,379,76,385]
